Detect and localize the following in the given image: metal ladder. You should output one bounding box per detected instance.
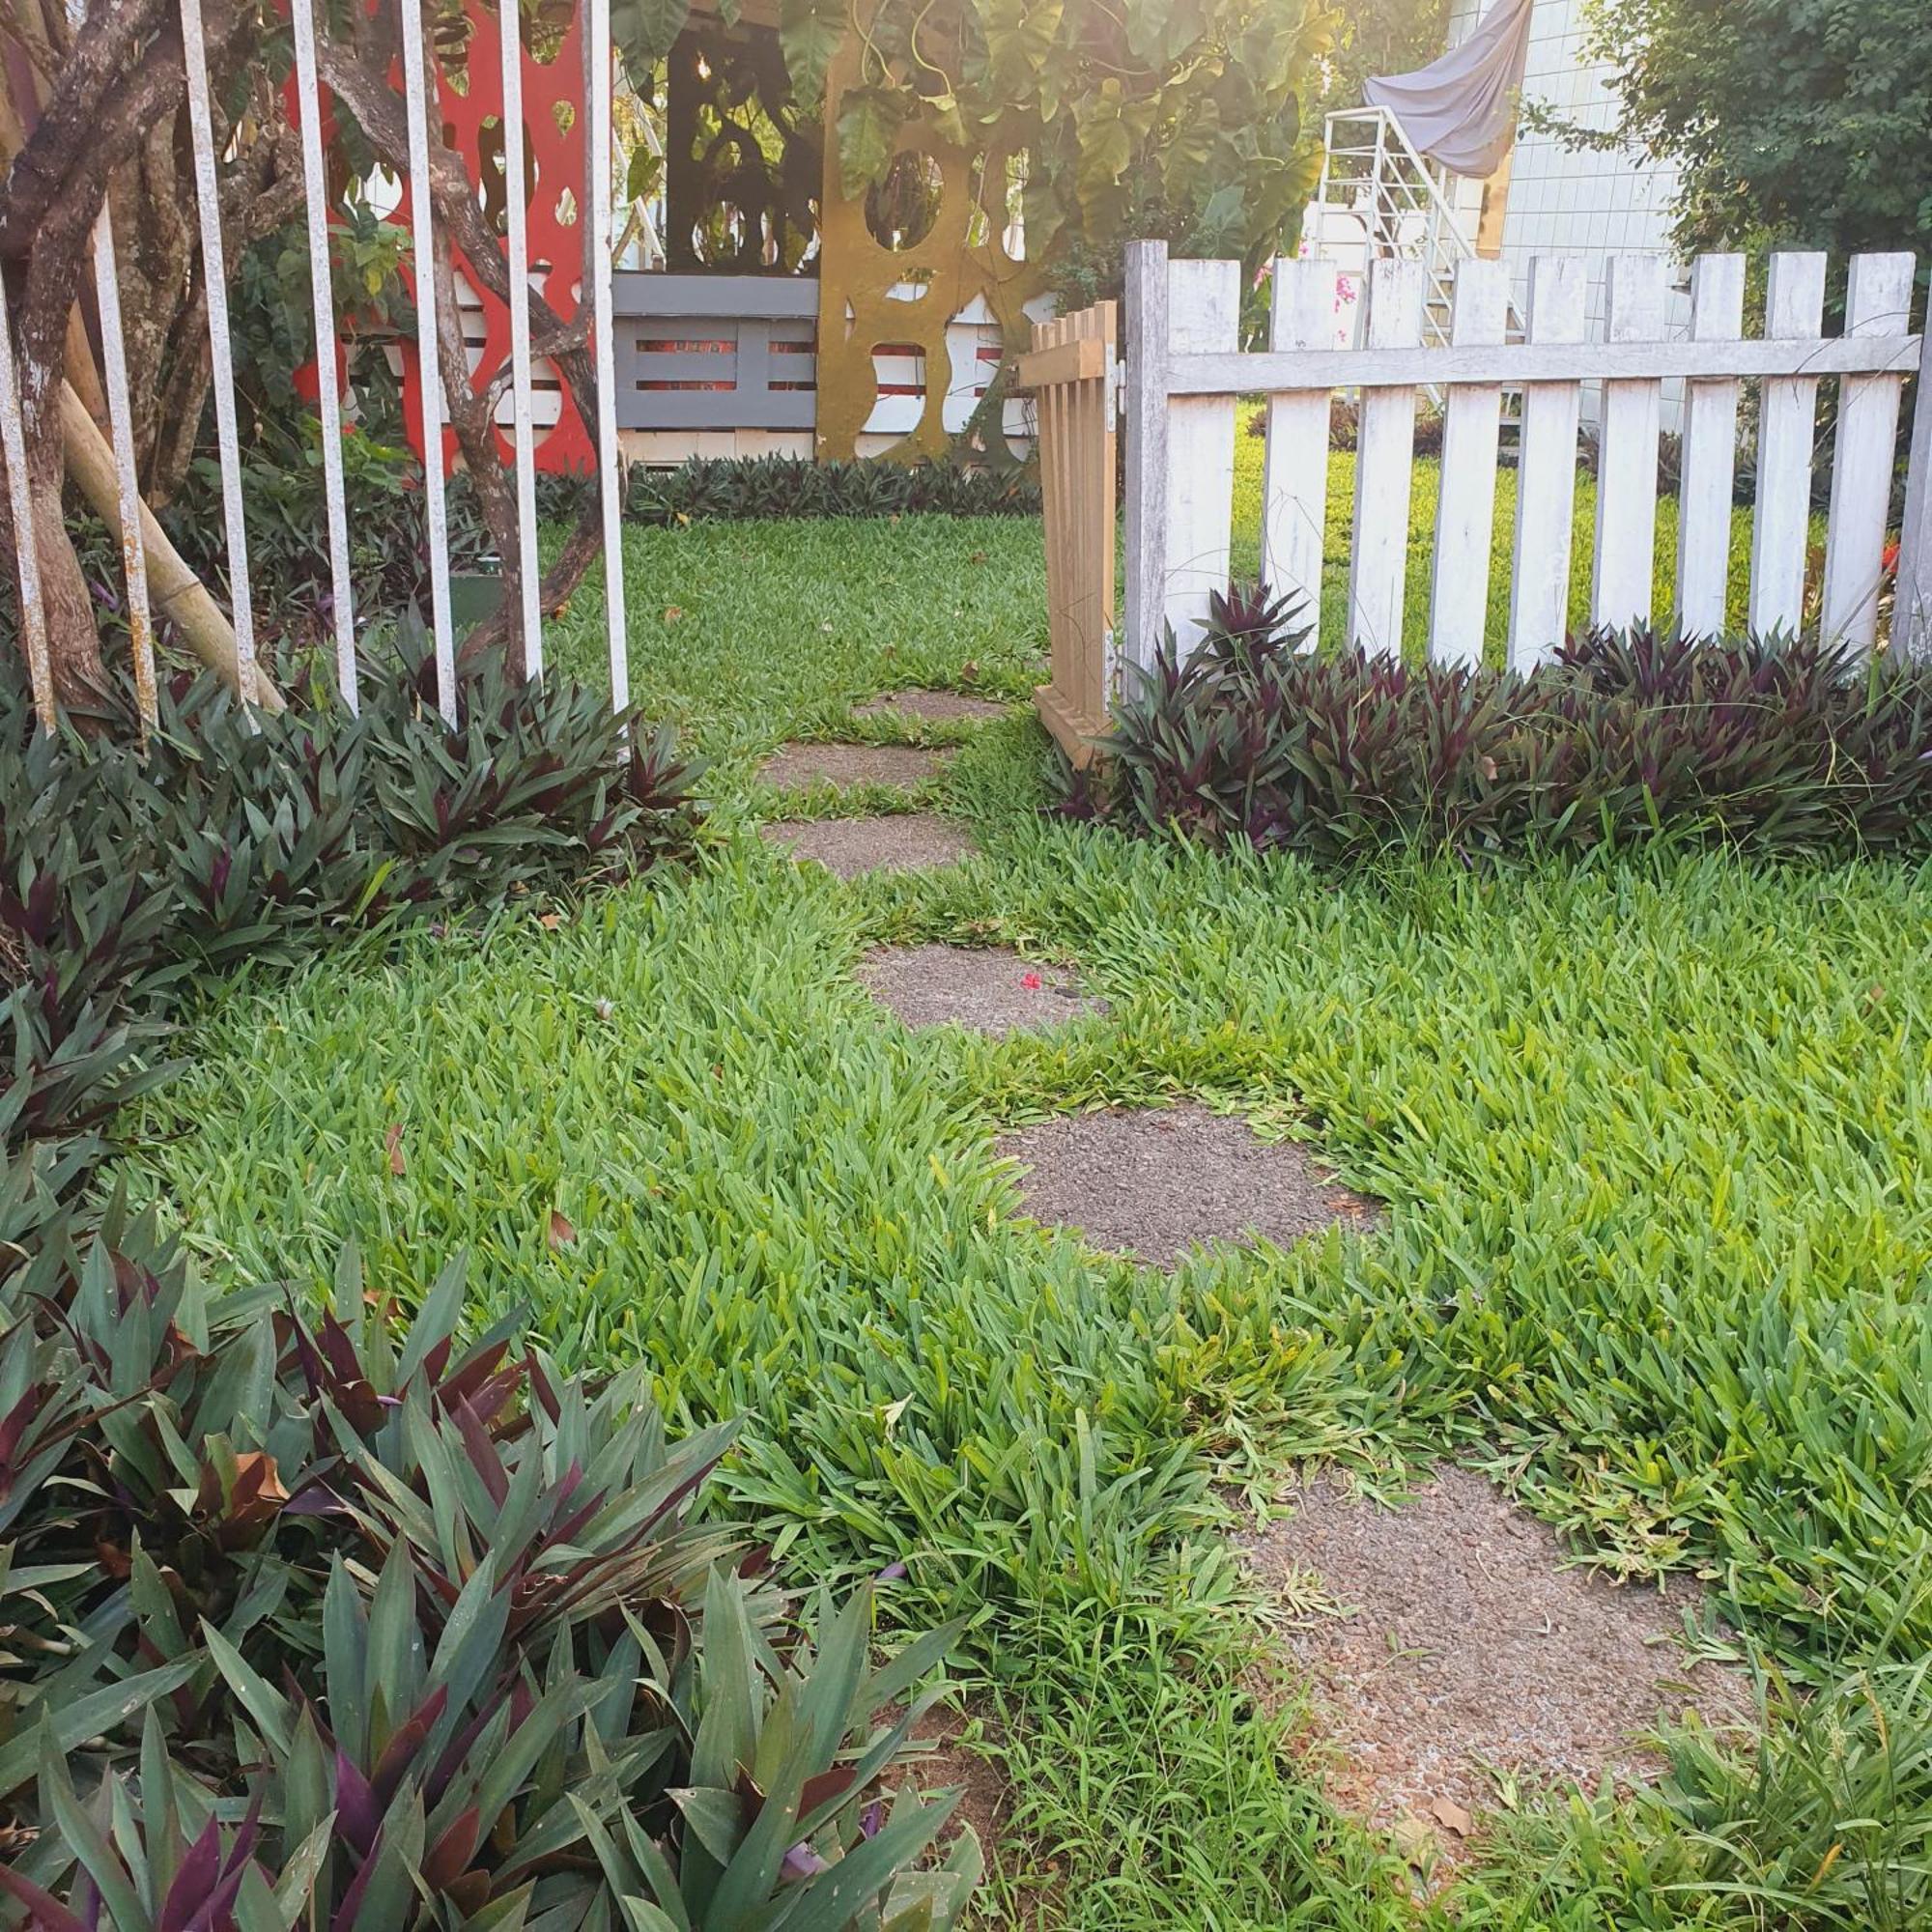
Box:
[1304,107,1526,415]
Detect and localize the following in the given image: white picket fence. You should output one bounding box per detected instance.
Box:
[1,0,633,736]
[1122,241,1932,682]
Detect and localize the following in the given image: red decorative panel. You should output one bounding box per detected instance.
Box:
[397,4,596,473]
[289,3,596,475]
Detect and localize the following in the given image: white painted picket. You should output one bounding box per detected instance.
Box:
[1673,254,1746,639]
[1122,244,1931,688]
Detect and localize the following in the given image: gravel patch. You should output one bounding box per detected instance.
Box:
[857,945,1106,1037]
[996,1103,1378,1265]
[853,689,1009,722]
[759,814,977,879]
[1242,1466,1751,1863]
[759,742,952,790]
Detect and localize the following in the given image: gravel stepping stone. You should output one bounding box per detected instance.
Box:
[996,1103,1377,1265]
[759,814,977,879]
[857,945,1106,1036]
[759,742,952,789]
[852,689,1008,722]
[1240,1466,1750,1867]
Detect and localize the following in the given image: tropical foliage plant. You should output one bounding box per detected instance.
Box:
[536,454,1043,527]
[1063,585,1932,861]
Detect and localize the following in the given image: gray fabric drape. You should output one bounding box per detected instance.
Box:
[1363,0,1535,177]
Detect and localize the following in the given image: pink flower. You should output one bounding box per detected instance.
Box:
[1020,971,1042,991]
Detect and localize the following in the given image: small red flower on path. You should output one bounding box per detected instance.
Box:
[1020,971,1042,991]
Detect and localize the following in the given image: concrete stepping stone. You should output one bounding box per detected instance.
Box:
[759,814,976,879]
[857,945,1106,1037]
[759,742,952,789]
[996,1102,1378,1266]
[1239,1466,1750,1871]
[852,689,1008,722]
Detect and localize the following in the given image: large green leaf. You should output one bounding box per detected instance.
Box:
[780,0,844,112]
[836,89,904,199]
[611,0,694,80]
[0,1659,199,1799]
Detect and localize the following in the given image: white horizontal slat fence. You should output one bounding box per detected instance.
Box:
[1122,240,1932,690]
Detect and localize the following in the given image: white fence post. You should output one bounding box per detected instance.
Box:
[1674,253,1745,639]
[0,258,55,731]
[180,0,259,707]
[399,0,459,724]
[1899,294,1932,661]
[1159,259,1241,657]
[1348,257,1425,659]
[1747,251,1827,638]
[1591,251,1668,632]
[588,0,631,716]
[1507,254,1587,669]
[498,0,545,685]
[1429,256,1509,668]
[1822,252,1916,652]
[1261,258,1336,650]
[290,0,359,714]
[1122,239,1171,684]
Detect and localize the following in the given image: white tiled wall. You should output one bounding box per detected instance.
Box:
[1448,0,1690,428]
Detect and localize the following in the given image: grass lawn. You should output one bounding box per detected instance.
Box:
[133,504,1932,1928]
[1225,417,1776,657]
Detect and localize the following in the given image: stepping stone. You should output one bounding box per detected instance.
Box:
[1239,1467,1750,1869]
[996,1103,1377,1266]
[853,689,1008,722]
[759,814,977,879]
[759,742,951,790]
[857,945,1106,1037]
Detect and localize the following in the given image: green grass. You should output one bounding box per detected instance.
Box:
[133,510,1932,1928]
[1227,421,1778,658]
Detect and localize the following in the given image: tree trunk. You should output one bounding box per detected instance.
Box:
[60,382,285,710]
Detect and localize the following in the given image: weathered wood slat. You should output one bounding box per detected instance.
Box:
[1592,252,1668,631]
[1164,333,1918,396]
[1162,259,1242,657]
[1822,251,1916,651]
[1016,336,1109,388]
[1748,252,1827,638]
[1674,253,1746,639]
[1349,258,1425,659]
[1507,255,1588,670]
[1898,294,1932,659]
[1122,241,1170,681]
[1031,298,1118,763]
[1429,257,1508,668]
[1261,258,1336,651]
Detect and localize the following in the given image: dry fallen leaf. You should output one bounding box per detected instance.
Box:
[548,1209,576,1249]
[538,912,563,930]
[1479,754,1499,781]
[1430,1797,1473,1838]
[663,606,684,623]
[1390,1815,1435,1863]
[384,1124,405,1177]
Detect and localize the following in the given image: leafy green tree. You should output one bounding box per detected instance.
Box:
[1573,0,1932,261]
[617,0,1338,275]
[1313,0,1448,122]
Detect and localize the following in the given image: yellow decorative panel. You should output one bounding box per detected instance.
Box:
[813,43,1046,463]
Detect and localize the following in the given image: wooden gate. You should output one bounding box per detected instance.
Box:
[1018,301,1117,764]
